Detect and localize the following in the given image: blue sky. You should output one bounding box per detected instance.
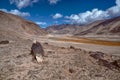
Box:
[0,0,120,28]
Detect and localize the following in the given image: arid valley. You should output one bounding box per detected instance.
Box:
[0,10,120,80]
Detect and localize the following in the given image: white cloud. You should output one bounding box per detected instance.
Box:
[65,0,120,24]
[107,0,120,18]
[9,0,39,9]
[116,0,120,6]
[36,22,47,25]
[65,9,109,24]
[52,13,63,19]
[48,0,60,4]
[0,9,30,17]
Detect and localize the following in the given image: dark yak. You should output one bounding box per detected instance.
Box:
[31,40,45,63]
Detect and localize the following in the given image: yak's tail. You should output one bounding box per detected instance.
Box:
[36,56,43,63]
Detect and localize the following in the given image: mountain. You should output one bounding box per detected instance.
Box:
[46,24,83,35]
[75,17,120,36]
[0,11,47,40]
[46,16,120,36]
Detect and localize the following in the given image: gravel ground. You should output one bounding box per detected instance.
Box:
[0,39,120,80]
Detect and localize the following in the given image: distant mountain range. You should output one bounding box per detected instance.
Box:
[0,11,120,41]
[46,16,120,36]
[0,11,47,40]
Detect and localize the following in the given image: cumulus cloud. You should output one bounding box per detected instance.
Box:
[36,22,47,25]
[9,0,39,9]
[52,13,63,19]
[116,0,120,6]
[48,0,60,4]
[0,9,30,17]
[107,0,120,18]
[65,9,109,24]
[65,0,120,24]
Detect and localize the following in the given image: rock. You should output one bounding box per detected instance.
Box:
[0,40,9,44]
[61,47,65,49]
[90,51,120,71]
[98,59,111,68]
[89,51,104,60]
[44,42,48,45]
[111,59,120,71]
[69,46,75,49]
[69,68,75,73]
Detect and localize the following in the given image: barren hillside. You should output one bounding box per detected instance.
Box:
[0,11,47,40]
[46,24,83,35]
[75,17,120,36]
[46,16,120,36]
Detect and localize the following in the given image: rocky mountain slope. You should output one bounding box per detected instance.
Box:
[46,24,83,35]
[0,11,47,40]
[46,16,120,36]
[75,17,120,36]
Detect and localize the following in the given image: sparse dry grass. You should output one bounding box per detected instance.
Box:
[0,39,120,80]
[50,37,120,46]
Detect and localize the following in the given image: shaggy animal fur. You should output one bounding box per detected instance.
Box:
[31,42,45,62]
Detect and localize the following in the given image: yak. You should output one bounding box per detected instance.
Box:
[31,40,45,63]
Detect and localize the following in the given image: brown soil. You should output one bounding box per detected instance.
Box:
[0,39,120,80]
[50,37,120,46]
